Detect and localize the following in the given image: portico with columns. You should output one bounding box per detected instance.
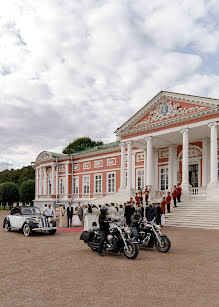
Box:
[116,91,219,201]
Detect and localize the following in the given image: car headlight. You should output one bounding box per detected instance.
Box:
[48,217,52,223]
[35,218,39,223]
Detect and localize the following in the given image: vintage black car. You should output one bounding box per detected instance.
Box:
[3,206,56,236]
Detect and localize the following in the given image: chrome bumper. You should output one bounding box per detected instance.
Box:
[32,227,57,231]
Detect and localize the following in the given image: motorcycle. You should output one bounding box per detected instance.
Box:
[135,218,171,253]
[80,219,139,259]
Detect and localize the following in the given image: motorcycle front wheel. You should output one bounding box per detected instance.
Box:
[155,235,171,253]
[124,242,139,259]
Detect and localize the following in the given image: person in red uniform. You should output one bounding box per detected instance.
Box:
[172,186,177,207]
[161,197,166,215]
[177,183,182,203]
[166,192,171,213]
[144,185,148,205]
[138,188,143,204]
[135,193,139,204]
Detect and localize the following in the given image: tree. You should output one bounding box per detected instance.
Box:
[62,137,103,154]
[0,165,34,187]
[0,182,19,209]
[20,179,35,206]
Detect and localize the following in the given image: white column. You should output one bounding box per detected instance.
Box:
[35,167,39,195]
[65,162,69,195]
[132,153,135,189]
[120,143,126,188]
[168,145,173,190]
[51,163,55,194]
[153,149,158,191]
[144,148,147,186]
[202,139,208,186]
[209,123,218,184]
[173,145,178,186]
[56,165,59,196]
[127,141,132,189]
[146,137,153,186]
[180,128,189,185]
[43,168,47,195]
[39,167,42,195]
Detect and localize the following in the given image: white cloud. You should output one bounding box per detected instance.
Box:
[1,0,219,170]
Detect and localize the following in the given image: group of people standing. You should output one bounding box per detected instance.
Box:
[42,183,182,229]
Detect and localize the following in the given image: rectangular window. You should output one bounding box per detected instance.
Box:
[73,177,79,194]
[160,167,168,191]
[59,178,65,194]
[107,172,116,193]
[125,171,127,187]
[48,179,52,195]
[83,175,90,194]
[94,174,102,193]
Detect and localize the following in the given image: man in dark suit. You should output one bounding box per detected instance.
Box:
[67,204,73,227]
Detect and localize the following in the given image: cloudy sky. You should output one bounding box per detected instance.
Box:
[1,0,219,171]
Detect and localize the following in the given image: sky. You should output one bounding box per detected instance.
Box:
[1,0,219,171]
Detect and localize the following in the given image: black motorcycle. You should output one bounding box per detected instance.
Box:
[136,219,171,253]
[80,219,139,259]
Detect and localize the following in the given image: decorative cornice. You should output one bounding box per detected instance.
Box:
[208,122,218,128]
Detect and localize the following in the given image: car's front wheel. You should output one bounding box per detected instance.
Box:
[5,220,11,232]
[23,223,32,236]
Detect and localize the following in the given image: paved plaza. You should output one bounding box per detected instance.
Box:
[0,211,219,307]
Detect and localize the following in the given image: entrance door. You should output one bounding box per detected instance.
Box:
[189,164,198,187]
[136,169,144,190]
[159,166,168,191]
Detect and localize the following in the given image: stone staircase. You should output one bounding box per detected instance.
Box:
[165,200,219,229]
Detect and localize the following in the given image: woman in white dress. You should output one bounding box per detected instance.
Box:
[91,205,100,228]
[72,206,81,226]
[109,203,118,220]
[60,204,67,228]
[84,204,94,231]
[118,204,124,220]
[54,204,60,228]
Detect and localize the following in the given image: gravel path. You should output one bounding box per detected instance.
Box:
[0,211,219,307]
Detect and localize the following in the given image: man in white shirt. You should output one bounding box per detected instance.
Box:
[44,203,54,218]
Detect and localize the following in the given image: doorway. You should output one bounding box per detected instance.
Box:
[189,164,198,187]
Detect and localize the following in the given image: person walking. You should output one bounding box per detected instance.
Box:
[67,204,73,227]
[172,186,177,207]
[60,204,67,228]
[177,183,182,203]
[166,192,171,213]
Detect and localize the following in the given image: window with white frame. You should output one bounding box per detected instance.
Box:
[94,174,102,193]
[125,171,127,187]
[107,172,116,193]
[48,179,52,195]
[136,169,144,190]
[59,178,65,194]
[83,175,90,194]
[73,176,79,194]
[160,166,168,191]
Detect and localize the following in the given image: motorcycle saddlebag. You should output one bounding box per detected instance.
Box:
[80,231,92,243]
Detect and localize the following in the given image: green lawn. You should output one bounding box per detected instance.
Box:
[0,207,10,211]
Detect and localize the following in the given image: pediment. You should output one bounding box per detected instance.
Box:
[116,91,219,136]
[36,151,53,163]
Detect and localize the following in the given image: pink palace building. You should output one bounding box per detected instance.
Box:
[34,91,219,209]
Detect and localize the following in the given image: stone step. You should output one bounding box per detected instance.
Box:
[166,224,219,229]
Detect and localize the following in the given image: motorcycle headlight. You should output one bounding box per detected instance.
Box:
[156,225,161,231]
[48,217,52,223]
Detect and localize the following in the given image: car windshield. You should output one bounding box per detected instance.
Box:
[22,208,41,215]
